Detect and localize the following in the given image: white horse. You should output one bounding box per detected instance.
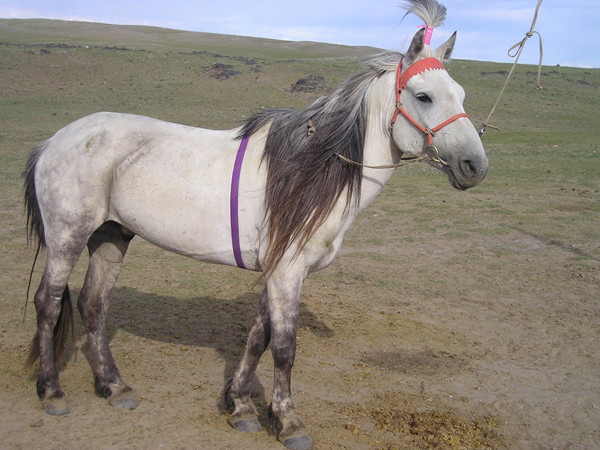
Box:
[24,9,488,450]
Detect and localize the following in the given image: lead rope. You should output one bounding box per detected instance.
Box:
[480,0,544,136]
[335,152,426,169]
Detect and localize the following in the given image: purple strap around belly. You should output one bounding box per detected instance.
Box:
[230,136,248,269]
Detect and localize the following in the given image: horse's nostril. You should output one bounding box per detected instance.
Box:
[461,159,477,177]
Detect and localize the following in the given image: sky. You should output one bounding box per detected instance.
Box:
[1,1,598,68]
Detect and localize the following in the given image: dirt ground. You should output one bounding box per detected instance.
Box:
[1,206,599,449]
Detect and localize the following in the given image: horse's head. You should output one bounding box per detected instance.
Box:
[391,28,488,189]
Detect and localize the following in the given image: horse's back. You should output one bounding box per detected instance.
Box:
[46,111,227,162]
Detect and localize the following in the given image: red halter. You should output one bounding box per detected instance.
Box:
[390,57,470,165]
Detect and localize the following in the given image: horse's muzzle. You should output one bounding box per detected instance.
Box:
[447,153,489,190]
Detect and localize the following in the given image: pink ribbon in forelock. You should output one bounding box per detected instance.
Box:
[419,25,434,45]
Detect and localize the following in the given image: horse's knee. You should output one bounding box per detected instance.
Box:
[271,332,297,370]
[247,323,270,358]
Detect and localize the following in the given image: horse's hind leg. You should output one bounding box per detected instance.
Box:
[77,221,138,410]
[29,245,83,416]
[225,286,270,432]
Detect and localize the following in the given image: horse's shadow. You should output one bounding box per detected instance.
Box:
[72,286,334,419]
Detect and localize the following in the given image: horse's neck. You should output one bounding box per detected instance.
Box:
[357,72,400,213]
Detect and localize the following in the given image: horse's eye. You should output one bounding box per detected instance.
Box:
[416,93,432,103]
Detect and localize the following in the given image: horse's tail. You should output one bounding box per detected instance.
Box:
[24,141,48,248]
[23,140,74,368]
[23,141,46,326]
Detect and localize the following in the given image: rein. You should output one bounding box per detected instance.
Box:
[337,57,470,170]
[335,147,442,169]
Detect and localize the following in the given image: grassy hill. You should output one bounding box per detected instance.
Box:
[0,18,381,59]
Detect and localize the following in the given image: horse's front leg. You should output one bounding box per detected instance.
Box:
[266,268,313,450]
[225,286,270,432]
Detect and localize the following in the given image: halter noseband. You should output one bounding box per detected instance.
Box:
[390,57,470,166]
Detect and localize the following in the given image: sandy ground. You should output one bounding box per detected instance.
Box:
[2,214,599,449]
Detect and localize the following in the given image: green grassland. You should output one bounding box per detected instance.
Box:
[1,18,598,295]
[1,17,598,280]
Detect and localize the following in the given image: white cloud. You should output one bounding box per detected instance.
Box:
[269,27,338,43]
[0,7,38,18]
[0,7,97,24]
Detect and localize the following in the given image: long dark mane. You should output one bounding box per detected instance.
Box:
[239,52,401,276]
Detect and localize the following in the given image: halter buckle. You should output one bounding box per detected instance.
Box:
[390,103,403,130]
[425,145,448,166]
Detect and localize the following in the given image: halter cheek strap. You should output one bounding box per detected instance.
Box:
[390,57,445,126]
[390,57,470,165]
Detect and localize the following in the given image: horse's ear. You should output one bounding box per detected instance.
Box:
[435,31,457,62]
[405,28,426,64]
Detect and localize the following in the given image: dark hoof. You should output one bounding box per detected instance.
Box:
[268,404,312,449]
[224,378,261,433]
[281,434,313,450]
[110,396,139,410]
[229,417,262,433]
[108,387,139,410]
[43,396,70,416]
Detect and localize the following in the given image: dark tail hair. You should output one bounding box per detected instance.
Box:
[23,140,74,367]
[24,141,48,248]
